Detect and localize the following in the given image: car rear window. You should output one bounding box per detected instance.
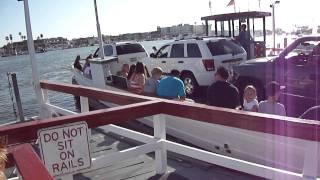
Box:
[170,44,184,58]
[116,44,145,55]
[103,45,113,56]
[207,40,244,56]
[187,43,202,58]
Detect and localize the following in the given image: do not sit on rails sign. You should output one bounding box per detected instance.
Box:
[38,122,91,177]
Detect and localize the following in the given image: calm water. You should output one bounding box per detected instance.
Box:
[0,40,171,123]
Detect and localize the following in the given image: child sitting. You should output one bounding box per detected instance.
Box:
[243,85,259,112]
[259,81,286,116]
[144,67,163,95]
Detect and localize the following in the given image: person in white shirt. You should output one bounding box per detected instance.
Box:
[243,85,259,112]
[144,67,163,95]
[258,81,286,116]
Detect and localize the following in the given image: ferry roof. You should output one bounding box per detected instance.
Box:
[201,11,271,21]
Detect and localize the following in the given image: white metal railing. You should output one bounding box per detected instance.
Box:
[40,89,318,180]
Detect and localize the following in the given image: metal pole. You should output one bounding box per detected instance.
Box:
[22,0,45,109]
[94,0,105,59]
[11,73,25,122]
[272,5,276,50]
[205,20,209,36]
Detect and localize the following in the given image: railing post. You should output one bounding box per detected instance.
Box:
[153,114,167,174]
[42,89,49,104]
[80,97,89,113]
[40,88,52,118]
[302,141,319,180]
[10,73,25,122]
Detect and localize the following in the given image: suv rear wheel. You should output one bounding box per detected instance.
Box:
[181,73,199,97]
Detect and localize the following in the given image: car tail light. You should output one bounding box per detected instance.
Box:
[202,59,215,71]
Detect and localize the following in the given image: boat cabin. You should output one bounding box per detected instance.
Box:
[201,11,271,59]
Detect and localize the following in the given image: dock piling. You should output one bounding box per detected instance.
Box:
[10,73,25,122]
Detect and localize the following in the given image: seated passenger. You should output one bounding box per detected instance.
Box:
[243,85,259,112]
[73,55,82,71]
[127,64,136,81]
[144,67,163,95]
[83,54,93,79]
[116,64,130,78]
[129,62,146,93]
[157,70,186,100]
[207,66,240,109]
[259,81,286,116]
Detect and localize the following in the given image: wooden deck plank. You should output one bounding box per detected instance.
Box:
[75,156,153,180]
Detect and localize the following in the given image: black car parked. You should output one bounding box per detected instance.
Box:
[233,36,320,117]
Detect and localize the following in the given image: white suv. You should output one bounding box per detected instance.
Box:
[142,37,247,96]
[93,42,148,75]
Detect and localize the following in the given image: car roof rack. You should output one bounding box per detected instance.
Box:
[175,36,204,41]
[175,35,232,41]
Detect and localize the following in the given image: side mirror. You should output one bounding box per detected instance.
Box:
[150,53,156,58]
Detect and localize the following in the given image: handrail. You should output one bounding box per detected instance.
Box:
[38,81,320,142]
[163,100,320,141]
[0,100,162,145]
[40,80,155,105]
[1,80,319,179]
[8,144,53,180]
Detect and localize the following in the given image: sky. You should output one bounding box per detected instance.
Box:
[0,0,319,46]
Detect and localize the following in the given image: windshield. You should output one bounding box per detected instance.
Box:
[287,41,320,57]
[207,39,245,56]
[116,44,146,55]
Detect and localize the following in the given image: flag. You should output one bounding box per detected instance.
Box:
[226,0,235,7]
[209,1,212,9]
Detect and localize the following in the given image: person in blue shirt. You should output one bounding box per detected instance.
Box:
[157,70,186,100]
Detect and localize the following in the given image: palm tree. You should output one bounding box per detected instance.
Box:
[5,36,9,44]
[39,34,46,49]
[9,34,13,43]
[8,34,13,55]
[18,32,22,41]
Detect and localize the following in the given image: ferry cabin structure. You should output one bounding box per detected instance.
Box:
[202,11,272,59]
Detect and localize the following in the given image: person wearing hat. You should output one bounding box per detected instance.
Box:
[207,66,240,109]
[258,81,286,116]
